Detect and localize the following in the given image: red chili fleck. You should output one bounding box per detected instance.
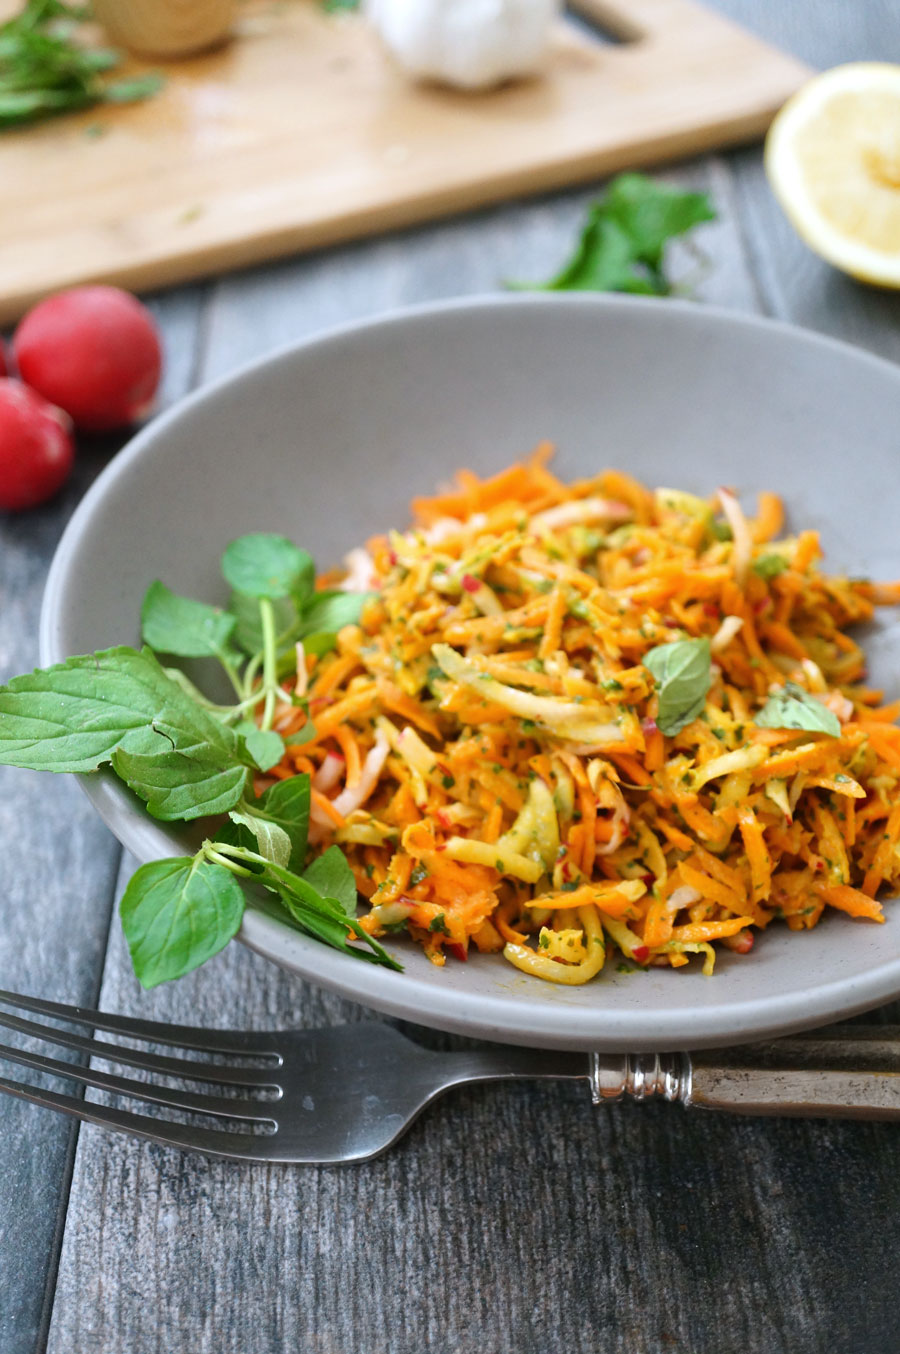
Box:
[664,617,679,628]
[388,550,398,566]
[703,603,719,618]
[753,598,768,614]
[641,873,654,886]
[641,718,658,736]
[447,943,468,963]
[632,945,650,963]
[462,574,480,593]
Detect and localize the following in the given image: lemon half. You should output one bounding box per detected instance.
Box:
[765,62,900,288]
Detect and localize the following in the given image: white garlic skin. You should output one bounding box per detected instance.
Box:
[365,0,561,92]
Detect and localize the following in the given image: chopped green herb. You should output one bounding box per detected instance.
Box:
[0,1,164,129]
[755,682,841,738]
[509,173,715,296]
[643,637,712,736]
[752,554,789,581]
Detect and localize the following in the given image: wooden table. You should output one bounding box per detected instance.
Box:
[3,4,900,1351]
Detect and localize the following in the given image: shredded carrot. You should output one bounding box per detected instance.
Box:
[813,883,884,923]
[333,725,362,788]
[269,450,900,982]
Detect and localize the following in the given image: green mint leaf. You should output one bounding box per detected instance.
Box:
[250,854,401,969]
[213,819,265,871]
[141,580,237,660]
[241,727,285,772]
[302,844,358,913]
[0,645,237,774]
[299,632,338,657]
[103,73,164,103]
[285,720,317,746]
[755,682,841,737]
[603,173,716,271]
[529,215,641,293]
[228,808,292,870]
[120,856,245,988]
[644,637,712,736]
[509,173,715,296]
[222,534,314,601]
[112,726,248,820]
[252,775,310,874]
[230,590,297,656]
[752,554,788,581]
[298,590,372,640]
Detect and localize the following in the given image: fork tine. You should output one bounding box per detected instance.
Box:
[0,1010,280,1088]
[0,988,278,1055]
[0,1041,278,1122]
[0,1075,281,1163]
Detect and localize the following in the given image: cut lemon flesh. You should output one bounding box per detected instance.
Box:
[765,63,900,288]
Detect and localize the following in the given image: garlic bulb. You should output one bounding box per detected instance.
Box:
[365,0,561,92]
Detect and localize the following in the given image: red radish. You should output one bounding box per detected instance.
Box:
[13,286,162,431]
[0,380,74,511]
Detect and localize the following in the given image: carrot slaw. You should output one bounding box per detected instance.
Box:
[263,446,900,985]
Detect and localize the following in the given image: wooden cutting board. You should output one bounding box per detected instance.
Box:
[0,0,809,324]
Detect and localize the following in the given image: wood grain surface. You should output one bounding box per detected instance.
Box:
[0,0,808,323]
[2,3,900,1352]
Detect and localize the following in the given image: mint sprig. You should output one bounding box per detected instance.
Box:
[644,637,712,736]
[0,0,164,129]
[510,173,716,296]
[755,682,841,738]
[0,532,390,988]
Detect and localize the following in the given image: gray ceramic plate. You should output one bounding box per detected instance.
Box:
[40,294,900,1050]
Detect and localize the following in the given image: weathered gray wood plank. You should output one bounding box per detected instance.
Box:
[0,287,205,1354]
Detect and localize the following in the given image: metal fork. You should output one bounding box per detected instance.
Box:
[3,989,900,1164]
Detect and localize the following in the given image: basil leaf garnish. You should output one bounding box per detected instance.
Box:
[298,589,373,639]
[112,731,248,821]
[120,857,245,989]
[239,727,286,773]
[251,776,311,875]
[227,809,293,870]
[302,844,358,913]
[754,682,841,737]
[222,533,315,601]
[141,581,237,660]
[644,638,712,736]
[0,646,239,774]
[230,589,297,656]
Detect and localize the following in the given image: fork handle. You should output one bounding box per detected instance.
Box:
[446,1039,900,1121]
[592,1047,900,1121]
[688,1064,900,1121]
